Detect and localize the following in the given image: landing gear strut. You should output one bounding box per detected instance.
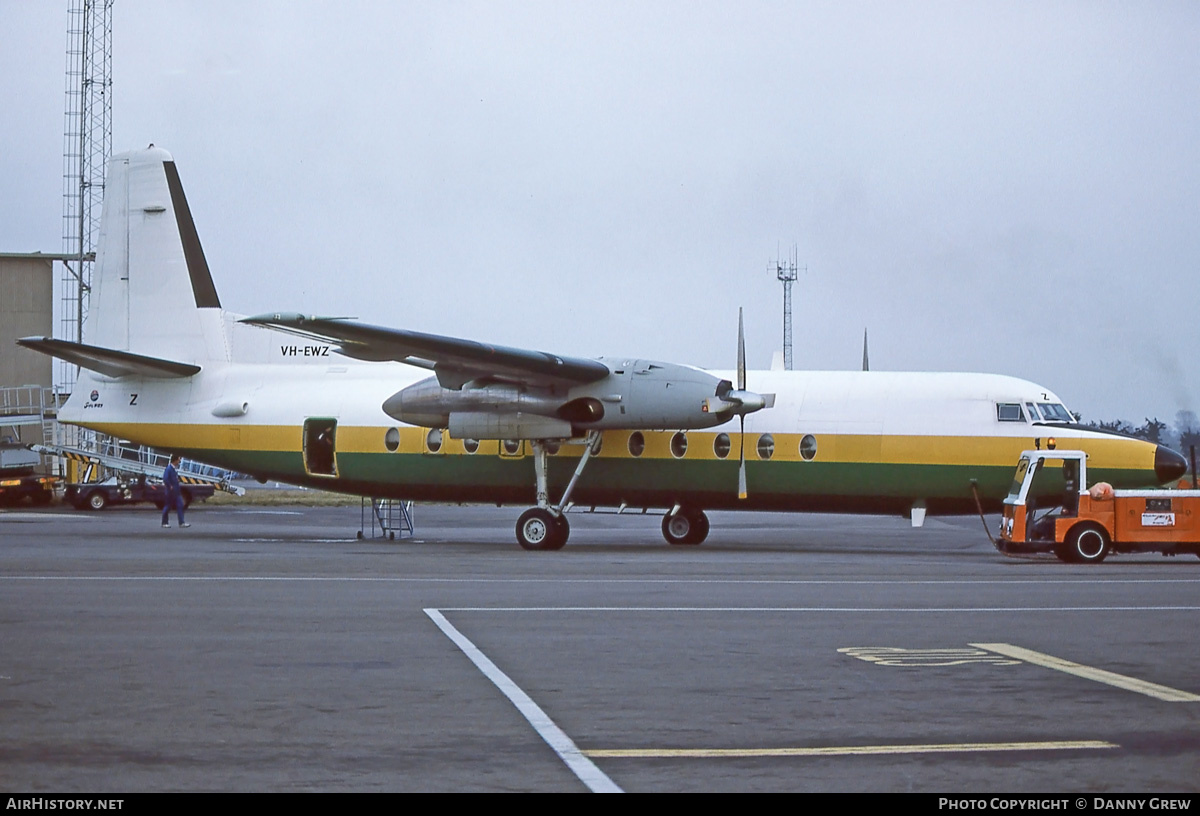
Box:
[516,431,601,551]
[662,505,710,545]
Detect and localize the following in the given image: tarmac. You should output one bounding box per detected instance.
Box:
[3,502,1199,792]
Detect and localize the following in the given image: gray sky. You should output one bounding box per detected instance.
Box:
[3,1,1198,426]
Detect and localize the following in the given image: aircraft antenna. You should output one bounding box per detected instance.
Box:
[60,0,114,398]
[773,246,802,370]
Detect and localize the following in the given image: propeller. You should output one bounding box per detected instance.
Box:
[707,308,776,499]
[699,309,775,496]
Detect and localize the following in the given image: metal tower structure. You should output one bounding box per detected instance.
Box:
[60,0,113,396]
[774,247,801,371]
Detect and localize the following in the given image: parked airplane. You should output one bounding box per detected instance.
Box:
[19,147,1188,549]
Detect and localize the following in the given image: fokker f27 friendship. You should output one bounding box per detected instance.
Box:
[19,147,1189,549]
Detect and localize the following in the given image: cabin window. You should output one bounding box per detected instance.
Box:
[670,432,688,459]
[303,418,338,476]
[544,440,560,455]
[628,432,645,457]
[426,428,443,453]
[384,427,400,452]
[713,433,731,459]
[462,438,479,454]
[757,434,775,460]
[502,439,521,455]
[997,403,1025,422]
[1038,403,1072,422]
[800,434,817,461]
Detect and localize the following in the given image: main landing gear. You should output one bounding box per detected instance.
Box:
[516,431,601,551]
[514,433,713,551]
[661,506,710,545]
[516,507,569,551]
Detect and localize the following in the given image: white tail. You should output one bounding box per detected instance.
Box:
[85,146,229,366]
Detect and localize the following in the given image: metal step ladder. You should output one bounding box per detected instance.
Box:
[358,498,415,540]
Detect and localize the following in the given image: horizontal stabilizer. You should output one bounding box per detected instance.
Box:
[17,337,201,379]
[241,313,610,390]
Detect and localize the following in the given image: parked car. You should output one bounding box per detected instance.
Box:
[67,476,215,511]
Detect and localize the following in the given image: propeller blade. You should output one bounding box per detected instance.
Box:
[737,307,746,393]
[737,414,747,500]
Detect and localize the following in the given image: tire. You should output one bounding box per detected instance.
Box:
[516,508,568,551]
[1066,523,1110,564]
[662,507,709,545]
[86,490,108,511]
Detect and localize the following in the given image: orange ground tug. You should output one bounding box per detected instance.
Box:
[998,449,1200,563]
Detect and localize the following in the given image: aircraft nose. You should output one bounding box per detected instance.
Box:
[1154,445,1188,484]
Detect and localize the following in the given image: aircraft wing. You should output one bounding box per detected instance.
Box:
[240,313,611,390]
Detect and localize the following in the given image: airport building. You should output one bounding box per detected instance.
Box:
[0,252,65,452]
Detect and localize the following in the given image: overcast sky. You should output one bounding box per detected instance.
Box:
[3,2,1198,425]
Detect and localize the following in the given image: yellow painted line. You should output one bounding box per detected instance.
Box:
[586,740,1116,758]
[972,643,1200,702]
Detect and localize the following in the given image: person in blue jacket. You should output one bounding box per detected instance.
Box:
[162,454,190,528]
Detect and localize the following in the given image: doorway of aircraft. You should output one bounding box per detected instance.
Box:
[303,418,338,477]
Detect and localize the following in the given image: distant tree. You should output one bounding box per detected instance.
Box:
[1088,418,1136,436]
[1177,410,1200,475]
[1135,418,1168,445]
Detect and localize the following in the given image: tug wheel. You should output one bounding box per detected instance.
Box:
[1065,523,1110,564]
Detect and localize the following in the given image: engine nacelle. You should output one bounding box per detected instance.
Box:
[382,359,759,436]
[448,412,573,440]
[383,378,563,428]
[590,358,733,430]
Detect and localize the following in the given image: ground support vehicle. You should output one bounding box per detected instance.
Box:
[998,449,1200,563]
[34,441,239,511]
[0,387,59,506]
[0,448,58,506]
[65,475,215,511]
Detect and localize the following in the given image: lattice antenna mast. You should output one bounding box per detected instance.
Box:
[774,246,801,371]
[60,0,113,395]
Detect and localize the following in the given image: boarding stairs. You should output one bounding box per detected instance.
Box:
[359,497,415,540]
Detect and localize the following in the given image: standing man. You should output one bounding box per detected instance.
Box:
[162,454,190,528]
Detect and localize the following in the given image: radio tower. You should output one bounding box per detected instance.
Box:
[60,0,113,396]
[774,246,801,371]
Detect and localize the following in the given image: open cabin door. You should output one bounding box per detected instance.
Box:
[303,418,338,477]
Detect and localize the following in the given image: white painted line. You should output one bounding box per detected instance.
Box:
[424,608,622,794]
[972,643,1200,703]
[1,575,1198,586]
[229,510,304,515]
[436,606,1200,613]
[588,740,1117,758]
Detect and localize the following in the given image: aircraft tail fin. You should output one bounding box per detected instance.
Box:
[83,146,229,366]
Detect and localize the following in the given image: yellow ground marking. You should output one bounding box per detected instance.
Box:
[586,740,1116,759]
[972,643,1200,703]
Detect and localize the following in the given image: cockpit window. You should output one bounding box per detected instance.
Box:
[1037,403,1071,422]
[1025,402,1041,421]
[997,403,1025,422]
